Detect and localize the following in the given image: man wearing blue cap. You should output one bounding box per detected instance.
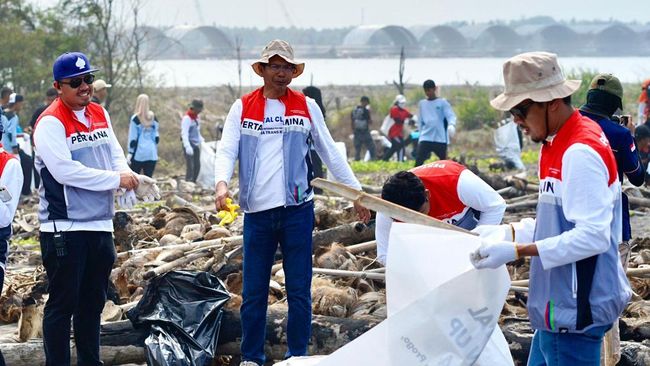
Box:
[33,51,159,365]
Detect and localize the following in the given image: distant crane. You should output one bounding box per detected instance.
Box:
[194,0,206,25]
[276,0,295,28]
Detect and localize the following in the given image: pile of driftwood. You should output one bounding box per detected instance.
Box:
[2,173,650,365]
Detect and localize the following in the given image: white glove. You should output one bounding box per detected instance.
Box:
[126,153,133,165]
[471,224,512,242]
[185,146,193,156]
[116,189,138,210]
[135,174,161,202]
[447,125,456,139]
[470,239,517,269]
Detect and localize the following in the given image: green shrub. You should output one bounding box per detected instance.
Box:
[565,69,599,107]
[452,88,501,130]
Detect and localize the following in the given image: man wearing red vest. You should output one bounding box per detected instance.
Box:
[214,40,370,366]
[33,52,158,365]
[376,160,506,265]
[471,52,631,365]
[0,120,23,366]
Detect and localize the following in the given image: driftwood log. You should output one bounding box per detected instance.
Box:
[0,309,380,366]
[3,312,650,365]
[6,313,650,366]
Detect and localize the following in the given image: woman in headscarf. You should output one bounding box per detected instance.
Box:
[127,94,159,177]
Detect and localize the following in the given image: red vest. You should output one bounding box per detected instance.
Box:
[34,98,109,140]
[240,87,311,124]
[411,160,466,220]
[0,150,16,177]
[540,111,617,186]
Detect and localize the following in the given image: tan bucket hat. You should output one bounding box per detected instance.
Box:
[490,52,581,111]
[251,40,305,78]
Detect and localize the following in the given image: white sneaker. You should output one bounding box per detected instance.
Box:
[240,362,259,366]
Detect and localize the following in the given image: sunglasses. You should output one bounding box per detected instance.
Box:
[509,100,536,120]
[264,63,296,73]
[59,74,95,88]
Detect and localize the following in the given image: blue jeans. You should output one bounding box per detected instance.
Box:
[527,324,612,366]
[240,201,314,365]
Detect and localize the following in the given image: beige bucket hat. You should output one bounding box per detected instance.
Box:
[490,52,581,111]
[252,40,305,78]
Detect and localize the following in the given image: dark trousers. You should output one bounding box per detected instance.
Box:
[18,149,32,195]
[415,141,448,166]
[0,227,8,291]
[240,201,314,365]
[310,149,323,194]
[32,149,40,188]
[131,160,157,178]
[184,145,201,182]
[0,229,6,366]
[382,136,404,161]
[354,129,375,161]
[40,231,116,366]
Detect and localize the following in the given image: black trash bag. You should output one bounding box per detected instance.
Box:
[127,270,230,366]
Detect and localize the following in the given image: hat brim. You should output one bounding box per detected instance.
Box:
[57,68,100,81]
[251,54,304,78]
[490,79,582,111]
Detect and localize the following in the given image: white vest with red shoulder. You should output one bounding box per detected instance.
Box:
[528,111,630,334]
[237,87,314,211]
[0,150,16,241]
[34,99,115,223]
[410,160,479,229]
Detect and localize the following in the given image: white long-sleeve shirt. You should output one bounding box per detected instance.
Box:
[0,152,23,228]
[215,96,361,213]
[34,108,129,232]
[511,144,616,270]
[376,169,506,265]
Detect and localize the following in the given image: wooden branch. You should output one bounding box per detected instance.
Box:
[628,196,650,209]
[311,178,474,235]
[142,249,212,280]
[0,342,146,366]
[117,235,243,259]
[312,268,386,281]
[168,194,210,213]
[345,240,377,254]
[506,200,538,212]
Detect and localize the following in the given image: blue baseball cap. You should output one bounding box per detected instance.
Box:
[52,52,99,81]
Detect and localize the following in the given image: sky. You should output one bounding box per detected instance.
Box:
[30,0,650,29]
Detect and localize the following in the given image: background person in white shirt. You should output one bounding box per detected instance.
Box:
[214,40,370,366]
[415,79,457,166]
[180,99,204,182]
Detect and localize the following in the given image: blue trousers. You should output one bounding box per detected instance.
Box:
[40,231,116,366]
[240,201,314,365]
[527,324,612,366]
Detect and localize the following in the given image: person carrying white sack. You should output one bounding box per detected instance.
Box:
[470,52,631,366]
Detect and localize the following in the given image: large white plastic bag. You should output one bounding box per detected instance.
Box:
[494,121,525,170]
[196,141,218,189]
[317,224,512,366]
[274,356,327,365]
[386,224,514,365]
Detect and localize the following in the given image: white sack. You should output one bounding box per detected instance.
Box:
[196,140,218,189]
[317,224,513,366]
